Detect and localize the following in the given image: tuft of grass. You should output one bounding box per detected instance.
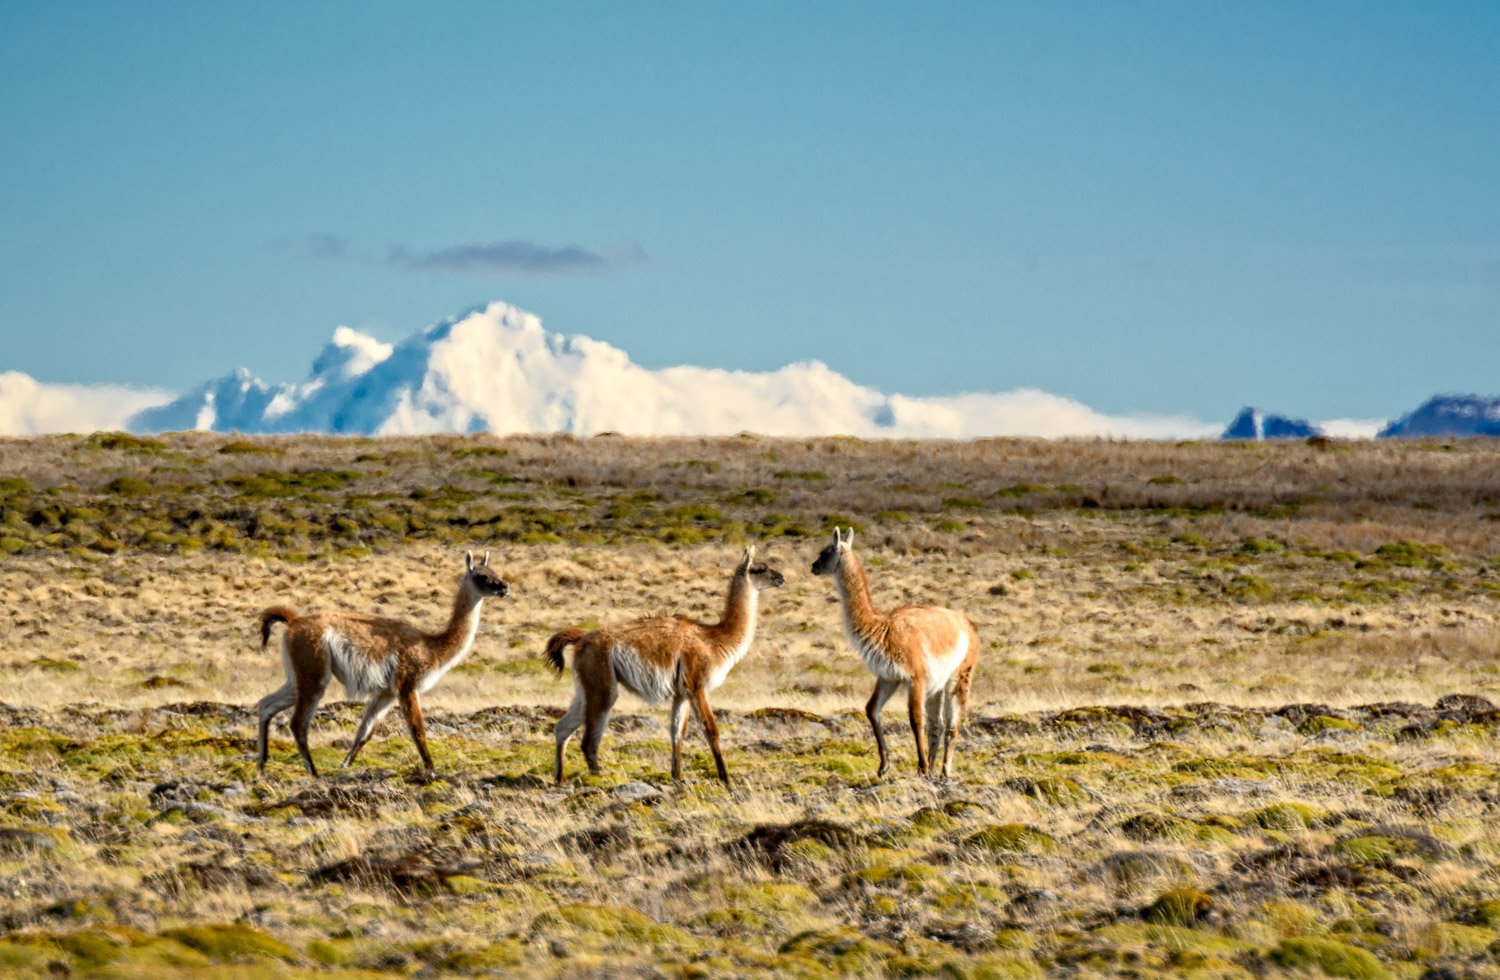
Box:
[1375,539,1449,568]
[82,431,166,453]
[225,469,362,498]
[103,476,152,495]
[994,483,1049,498]
[217,440,283,455]
[1143,889,1213,926]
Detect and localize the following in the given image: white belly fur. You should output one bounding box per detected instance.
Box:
[924,632,970,690]
[611,643,676,705]
[324,628,396,699]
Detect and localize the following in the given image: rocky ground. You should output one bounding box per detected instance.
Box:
[0,694,1498,978]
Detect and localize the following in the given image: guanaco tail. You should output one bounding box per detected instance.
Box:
[254,550,508,776]
[544,546,784,785]
[811,527,979,778]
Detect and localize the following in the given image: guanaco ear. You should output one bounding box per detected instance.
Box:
[482,551,490,567]
[830,527,842,546]
[742,545,756,567]
[842,527,854,548]
[466,550,474,573]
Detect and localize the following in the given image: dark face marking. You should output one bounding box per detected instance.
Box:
[749,563,785,589]
[468,565,510,598]
[810,542,840,576]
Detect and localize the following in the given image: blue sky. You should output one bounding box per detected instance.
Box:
[2,1,1497,423]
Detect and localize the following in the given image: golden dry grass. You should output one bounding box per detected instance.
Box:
[1,536,1497,715]
[0,435,1499,978]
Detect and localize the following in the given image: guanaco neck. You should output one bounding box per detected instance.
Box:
[708,569,758,654]
[427,577,485,667]
[834,552,886,642]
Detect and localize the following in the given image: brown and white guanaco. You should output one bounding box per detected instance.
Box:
[254,550,508,776]
[811,528,978,778]
[544,546,784,785]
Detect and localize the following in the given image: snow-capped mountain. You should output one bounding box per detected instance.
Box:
[122,302,1218,440]
[1377,395,1500,439]
[134,326,398,433]
[1,301,1490,440]
[1221,408,1323,440]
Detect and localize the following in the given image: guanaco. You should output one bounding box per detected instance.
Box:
[544,546,784,785]
[255,550,508,776]
[811,528,978,778]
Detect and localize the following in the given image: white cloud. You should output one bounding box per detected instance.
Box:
[1316,417,1386,439]
[0,372,171,437]
[879,389,1220,440]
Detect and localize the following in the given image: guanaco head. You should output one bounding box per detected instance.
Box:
[737,545,786,590]
[810,526,853,576]
[464,550,509,598]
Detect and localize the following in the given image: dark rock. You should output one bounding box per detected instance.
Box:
[1276,704,1337,725]
[557,825,634,854]
[1434,694,1496,717]
[926,919,993,951]
[610,781,664,805]
[242,781,401,818]
[310,845,486,893]
[1389,784,1456,815]
[1010,888,1059,911]
[473,772,548,790]
[1233,843,1316,875]
[1362,702,1427,719]
[734,819,863,870]
[0,827,60,853]
[1418,965,1464,980]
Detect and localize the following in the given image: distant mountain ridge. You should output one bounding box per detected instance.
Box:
[1377,395,1500,439]
[1221,396,1500,441]
[125,302,1215,440]
[1221,408,1323,440]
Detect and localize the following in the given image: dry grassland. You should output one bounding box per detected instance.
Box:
[0,433,1498,978]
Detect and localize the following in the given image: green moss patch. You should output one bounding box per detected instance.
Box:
[963,824,1060,854]
[157,924,300,963]
[1270,937,1390,979]
[1332,835,1417,863]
